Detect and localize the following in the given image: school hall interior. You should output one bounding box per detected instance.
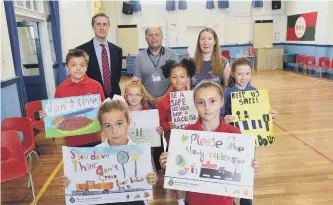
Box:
[1,0,333,205]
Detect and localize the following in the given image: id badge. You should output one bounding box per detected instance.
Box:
[152,73,161,82]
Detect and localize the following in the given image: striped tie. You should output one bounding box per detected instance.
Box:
[101,44,111,96]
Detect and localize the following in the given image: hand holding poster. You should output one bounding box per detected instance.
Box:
[129,109,161,147]
[231,89,275,146]
[42,94,101,138]
[164,130,256,199]
[170,91,198,129]
[62,144,153,204]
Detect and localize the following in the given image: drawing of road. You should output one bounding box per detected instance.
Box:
[199,167,241,182]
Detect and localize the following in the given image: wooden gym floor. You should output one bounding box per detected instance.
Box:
[1,69,333,205]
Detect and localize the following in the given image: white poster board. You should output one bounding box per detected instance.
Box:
[63,144,153,204]
[164,129,256,199]
[170,91,198,129]
[129,109,161,147]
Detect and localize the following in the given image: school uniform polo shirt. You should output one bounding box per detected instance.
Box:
[55,75,105,101]
[134,46,179,98]
[141,105,150,110]
[55,75,105,146]
[95,136,134,147]
[184,118,241,205]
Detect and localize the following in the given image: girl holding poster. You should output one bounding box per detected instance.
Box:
[124,81,163,135]
[124,81,164,167]
[125,81,163,135]
[159,81,260,205]
[157,58,196,147]
[222,57,278,205]
[62,100,158,205]
[222,58,278,124]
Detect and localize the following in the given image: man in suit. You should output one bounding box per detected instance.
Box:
[77,13,122,98]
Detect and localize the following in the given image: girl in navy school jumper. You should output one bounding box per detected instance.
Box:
[61,100,158,205]
[222,58,277,205]
[159,81,260,205]
[222,57,278,124]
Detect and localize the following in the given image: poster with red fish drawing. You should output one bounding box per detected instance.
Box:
[62,144,153,204]
[164,129,256,199]
[42,94,101,138]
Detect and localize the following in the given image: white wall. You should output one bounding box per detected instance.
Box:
[103,0,285,49]
[1,3,16,81]
[58,0,332,52]
[285,0,332,44]
[59,0,94,60]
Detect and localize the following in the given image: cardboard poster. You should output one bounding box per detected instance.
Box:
[129,109,161,147]
[231,89,275,146]
[42,94,101,138]
[62,144,153,204]
[170,91,198,129]
[164,129,256,199]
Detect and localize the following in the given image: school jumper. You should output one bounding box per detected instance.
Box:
[222,83,257,117]
[221,83,257,205]
[184,118,241,205]
[55,75,105,147]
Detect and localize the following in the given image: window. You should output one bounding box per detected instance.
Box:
[14,0,44,12]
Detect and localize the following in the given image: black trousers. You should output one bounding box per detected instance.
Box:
[240,198,252,205]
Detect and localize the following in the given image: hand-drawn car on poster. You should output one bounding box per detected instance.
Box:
[199,163,241,182]
[72,180,113,195]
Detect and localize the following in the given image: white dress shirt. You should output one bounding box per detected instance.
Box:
[93,37,111,83]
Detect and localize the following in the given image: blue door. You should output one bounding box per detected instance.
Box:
[17,21,47,101]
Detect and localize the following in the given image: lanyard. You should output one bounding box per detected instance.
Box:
[148,54,162,69]
[147,46,165,69]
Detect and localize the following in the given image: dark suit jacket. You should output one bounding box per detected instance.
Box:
[77,39,122,98]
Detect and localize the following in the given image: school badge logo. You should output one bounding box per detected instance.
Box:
[69,197,75,203]
[168,179,174,186]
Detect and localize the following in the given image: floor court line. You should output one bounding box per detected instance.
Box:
[274,123,333,164]
[30,160,63,205]
[275,128,333,135]
[277,70,333,85]
[31,127,333,204]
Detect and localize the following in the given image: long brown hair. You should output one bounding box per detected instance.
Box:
[194,28,224,76]
[228,57,253,87]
